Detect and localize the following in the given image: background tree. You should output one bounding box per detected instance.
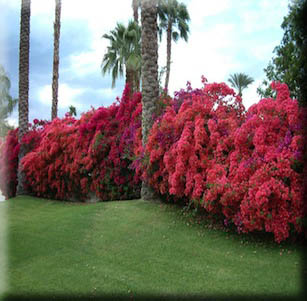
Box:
[51,0,61,120]
[140,0,159,200]
[257,0,307,106]
[158,0,190,92]
[0,65,17,137]
[101,20,141,93]
[68,105,77,116]
[292,0,307,107]
[228,73,254,97]
[293,0,307,107]
[17,0,31,195]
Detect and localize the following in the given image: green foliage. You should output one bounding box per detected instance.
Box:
[257,0,307,106]
[158,0,190,42]
[228,73,254,97]
[101,20,141,91]
[0,122,14,137]
[68,105,77,116]
[0,65,17,137]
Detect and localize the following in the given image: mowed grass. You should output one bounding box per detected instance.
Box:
[2,196,304,299]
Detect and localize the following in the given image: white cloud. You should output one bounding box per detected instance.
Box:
[69,51,101,76]
[186,0,231,28]
[240,0,288,33]
[61,1,134,82]
[6,116,18,128]
[0,0,19,10]
[242,79,263,110]
[38,83,85,110]
[96,88,118,100]
[166,23,240,94]
[249,43,276,61]
[61,0,132,39]
[31,0,55,17]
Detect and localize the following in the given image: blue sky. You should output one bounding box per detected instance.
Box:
[0,0,289,127]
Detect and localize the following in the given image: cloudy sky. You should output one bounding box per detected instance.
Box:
[0,0,289,127]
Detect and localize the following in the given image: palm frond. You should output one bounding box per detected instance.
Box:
[228,73,254,96]
[101,20,141,89]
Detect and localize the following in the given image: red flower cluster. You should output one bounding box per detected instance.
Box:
[143,79,305,242]
[21,85,142,201]
[0,129,20,198]
[0,119,45,199]
[229,82,306,242]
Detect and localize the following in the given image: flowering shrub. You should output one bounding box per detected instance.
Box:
[0,129,19,199]
[77,85,142,201]
[22,115,82,199]
[143,78,244,202]
[144,79,305,242]
[21,85,142,201]
[225,82,306,242]
[0,118,48,200]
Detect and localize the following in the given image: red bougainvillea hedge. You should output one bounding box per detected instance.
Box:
[21,85,142,201]
[142,78,306,243]
[0,80,305,242]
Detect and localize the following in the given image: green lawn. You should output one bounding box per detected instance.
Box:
[1,196,304,299]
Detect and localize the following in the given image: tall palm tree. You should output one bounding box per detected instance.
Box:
[51,0,61,120]
[158,0,190,92]
[228,73,254,97]
[140,0,159,200]
[17,0,31,195]
[101,20,141,93]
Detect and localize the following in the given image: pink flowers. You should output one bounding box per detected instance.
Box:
[0,84,142,202]
[143,78,305,242]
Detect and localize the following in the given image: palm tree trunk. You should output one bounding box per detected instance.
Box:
[134,70,140,92]
[132,0,139,24]
[126,67,135,94]
[51,0,61,120]
[17,0,31,195]
[140,0,159,200]
[164,19,172,92]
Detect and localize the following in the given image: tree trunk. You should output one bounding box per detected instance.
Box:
[140,0,159,200]
[132,0,139,24]
[134,70,140,92]
[17,0,31,195]
[16,143,28,195]
[164,19,172,92]
[51,0,61,120]
[126,67,135,94]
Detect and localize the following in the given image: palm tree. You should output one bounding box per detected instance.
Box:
[51,0,61,120]
[17,0,31,195]
[158,0,190,92]
[101,20,141,93]
[140,0,159,200]
[0,65,17,137]
[228,73,254,97]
